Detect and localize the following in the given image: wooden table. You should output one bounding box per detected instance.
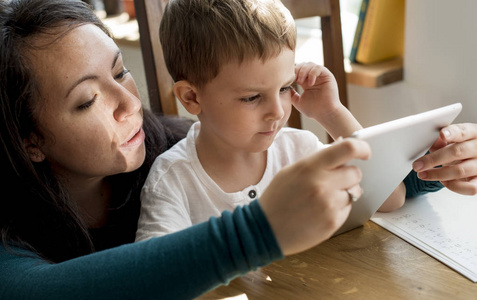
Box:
[199,221,476,299]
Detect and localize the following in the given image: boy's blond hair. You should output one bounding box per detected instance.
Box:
[160,0,296,87]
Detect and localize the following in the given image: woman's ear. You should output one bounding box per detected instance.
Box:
[23,134,46,163]
[173,81,201,115]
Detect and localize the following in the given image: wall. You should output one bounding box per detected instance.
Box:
[349,0,477,127]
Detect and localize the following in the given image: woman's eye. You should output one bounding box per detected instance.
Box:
[240,94,260,103]
[77,95,97,110]
[114,68,130,80]
[280,86,293,94]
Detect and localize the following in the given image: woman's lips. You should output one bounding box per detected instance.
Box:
[121,127,145,148]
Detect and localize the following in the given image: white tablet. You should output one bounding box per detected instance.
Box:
[333,103,462,236]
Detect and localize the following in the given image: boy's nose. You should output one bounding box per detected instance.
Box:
[265,96,285,121]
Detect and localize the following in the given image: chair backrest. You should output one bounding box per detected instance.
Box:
[135,0,177,115]
[281,0,348,129]
[135,0,348,127]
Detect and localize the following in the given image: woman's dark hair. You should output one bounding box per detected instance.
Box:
[0,0,192,263]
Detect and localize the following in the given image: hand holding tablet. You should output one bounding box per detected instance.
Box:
[333,103,463,236]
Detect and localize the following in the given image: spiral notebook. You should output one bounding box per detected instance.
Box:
[372,188,477,282]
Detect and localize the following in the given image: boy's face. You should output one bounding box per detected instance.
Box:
[195,48,295,154]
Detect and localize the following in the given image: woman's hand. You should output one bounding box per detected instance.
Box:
[259,137,371,256]
[413,123,477,195]
[291,63,362,139]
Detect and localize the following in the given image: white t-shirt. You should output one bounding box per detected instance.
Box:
[135,122,324,241]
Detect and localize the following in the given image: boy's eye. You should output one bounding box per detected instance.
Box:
[240,94,260,103]
[280,86,293,93]
[114,68,130,80]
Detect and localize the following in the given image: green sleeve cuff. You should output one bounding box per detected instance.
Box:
[403,170,444,198]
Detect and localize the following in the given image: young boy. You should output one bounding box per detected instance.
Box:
[135,0,404,241]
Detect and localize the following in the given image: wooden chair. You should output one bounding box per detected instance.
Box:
[135,0,348,129]
[135,0,177,115]
[281,0,348,129]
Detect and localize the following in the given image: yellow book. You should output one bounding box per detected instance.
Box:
[356,0,405,65]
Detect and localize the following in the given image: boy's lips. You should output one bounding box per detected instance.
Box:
[259,128,276,136]
[260,132,274,137]
[261,121,286,136]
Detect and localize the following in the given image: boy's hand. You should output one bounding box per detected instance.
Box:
[292,62,340,121]
[292,62,362,139]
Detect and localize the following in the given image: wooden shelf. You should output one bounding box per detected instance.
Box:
[345,57,404,88]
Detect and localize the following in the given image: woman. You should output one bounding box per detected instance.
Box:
[0,0,475,299]
[0,1,367,298]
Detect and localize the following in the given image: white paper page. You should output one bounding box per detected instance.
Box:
[371,188,477,282]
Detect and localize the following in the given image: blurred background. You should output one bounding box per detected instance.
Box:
[97,0,477,141]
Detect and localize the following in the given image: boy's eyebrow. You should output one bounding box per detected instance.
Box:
[237,74,297,92]
[286,74,297,85]
[278,74,297,89]
[65,50,122,98]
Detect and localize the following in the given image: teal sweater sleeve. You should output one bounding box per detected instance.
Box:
[403,170,444,198]
[0,200,283,300]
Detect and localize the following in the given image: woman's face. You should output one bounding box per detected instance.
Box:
[29,24,145,181]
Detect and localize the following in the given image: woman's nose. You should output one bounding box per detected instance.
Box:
[113,85,142,121]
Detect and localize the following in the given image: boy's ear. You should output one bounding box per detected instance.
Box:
[173,80,202,115]
[23,134,46,163]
